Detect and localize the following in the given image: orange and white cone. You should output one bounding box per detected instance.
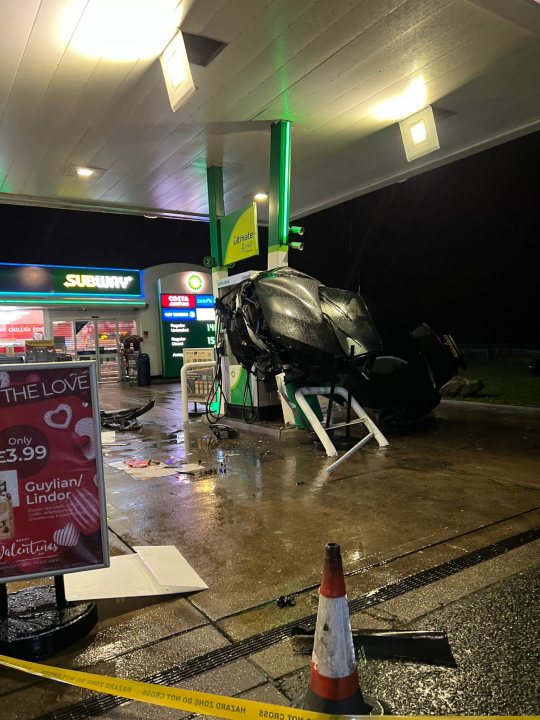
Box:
[299,543,378,715]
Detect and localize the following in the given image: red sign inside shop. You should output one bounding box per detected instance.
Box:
[161,293,195,308]
[0,363,109,582]
[0,308,45,340]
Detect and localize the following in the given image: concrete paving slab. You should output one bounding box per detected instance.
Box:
[239,682,291,704]
[444,507,540,551]
[218,593,317,643]
[250,640,311,680]
[189,682,292,720]
[278,564,540,714]
[105,700,188,719]
[0,625,230,719]
[104,658,269,720]
[218,542,467,642]
[0,597,209,696]
[365,541,540,625]
[1,680,93,720]
[363,565,540,715]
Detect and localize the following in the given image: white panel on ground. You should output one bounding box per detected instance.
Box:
[64,545,207,600]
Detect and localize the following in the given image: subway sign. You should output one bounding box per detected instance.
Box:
[0,263,142,297]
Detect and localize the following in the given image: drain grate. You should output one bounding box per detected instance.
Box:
[37,526,540,720]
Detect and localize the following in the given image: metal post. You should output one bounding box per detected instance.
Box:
[54,575,67,610]
[346,347,354,438]
[268,120,292,268]
[0,584,7,619]
[207,165,227,296]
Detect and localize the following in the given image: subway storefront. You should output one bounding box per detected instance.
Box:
[0,263,144,382]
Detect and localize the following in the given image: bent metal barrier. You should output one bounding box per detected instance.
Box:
[180,361,216,421]
[294,386,389,470]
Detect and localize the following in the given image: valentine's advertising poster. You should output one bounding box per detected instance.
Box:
[0,362,109,583]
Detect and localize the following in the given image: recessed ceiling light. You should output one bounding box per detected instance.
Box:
[160,31,196,112]
[399,106,440,162]
[254,192,268,202]
[409,120,427,146]
[66,164,105,179]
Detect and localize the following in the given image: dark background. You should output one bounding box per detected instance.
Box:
[291,130,540,344]
[0,130,538,344]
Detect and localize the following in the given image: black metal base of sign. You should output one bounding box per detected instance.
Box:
[0,584,97,661]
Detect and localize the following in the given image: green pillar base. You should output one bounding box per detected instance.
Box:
[285,383,323,429]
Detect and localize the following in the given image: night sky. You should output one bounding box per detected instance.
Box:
[0,130,538,344]
[292,130,540,344]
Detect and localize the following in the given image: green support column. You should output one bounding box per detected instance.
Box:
[268,120,292,268]
[207,165,224,266]
[206,165,227,295]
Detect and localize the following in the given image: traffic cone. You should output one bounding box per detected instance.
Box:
[298,543,380,715]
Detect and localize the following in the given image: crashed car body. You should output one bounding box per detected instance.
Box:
[217,267,464,424]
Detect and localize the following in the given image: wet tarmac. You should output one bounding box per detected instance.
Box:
[1,383,539,718]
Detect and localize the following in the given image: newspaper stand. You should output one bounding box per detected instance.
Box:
[181,349,215,418]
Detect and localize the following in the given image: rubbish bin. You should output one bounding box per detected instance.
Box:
[137,353,151,386]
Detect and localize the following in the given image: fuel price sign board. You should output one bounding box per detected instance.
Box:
[160,294,215,378]
[0,362,109,583]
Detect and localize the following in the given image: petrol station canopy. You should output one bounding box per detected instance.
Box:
[0,0,538,223]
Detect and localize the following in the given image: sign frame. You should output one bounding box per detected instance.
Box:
[0,361,109,584]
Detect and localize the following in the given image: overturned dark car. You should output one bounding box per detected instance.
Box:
[217,267,464,425]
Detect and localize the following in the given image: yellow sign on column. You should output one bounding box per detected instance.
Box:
[221,203,259,265]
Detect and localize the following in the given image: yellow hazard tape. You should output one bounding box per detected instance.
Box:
[0,654,529,720]
[0,653,336,720]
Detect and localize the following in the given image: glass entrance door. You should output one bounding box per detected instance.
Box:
[52,319,138,383]
[96,321,121,382]
[74,320,96,362]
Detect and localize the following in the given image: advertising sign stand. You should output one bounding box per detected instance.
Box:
[0,577,97,660]
[0,361,108,659]
[54,574,67,609]
[0,583,7,617]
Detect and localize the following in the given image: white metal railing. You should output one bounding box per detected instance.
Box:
[180,361,216,422]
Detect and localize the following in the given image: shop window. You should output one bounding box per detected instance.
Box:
[0,308,45,355]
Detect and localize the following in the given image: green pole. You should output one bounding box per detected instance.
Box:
[268,120,292,257]
[206,165,226,414]
[206,165,225,268]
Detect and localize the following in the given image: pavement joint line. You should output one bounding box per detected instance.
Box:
[33,526,540,720]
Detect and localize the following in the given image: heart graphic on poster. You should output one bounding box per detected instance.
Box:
[53,522,80,547]
[44,403,73,430]
[74,418,95,460]
[68,488,101,534]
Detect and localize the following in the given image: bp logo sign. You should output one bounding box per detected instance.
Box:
[186,273,204,292]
